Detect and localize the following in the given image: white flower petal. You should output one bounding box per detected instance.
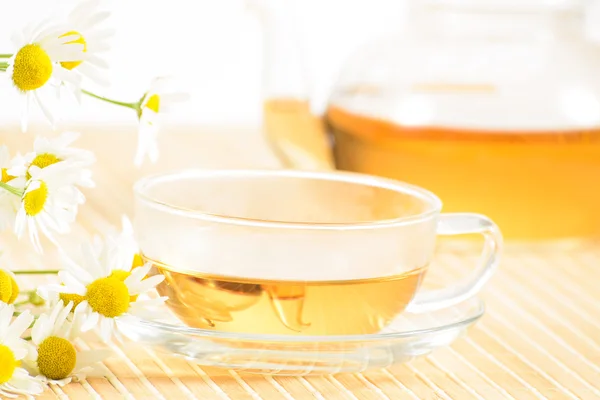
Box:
[45,376,73,386]
[127,297,167,318]
[85,54,109,69]
[81,242,106,278]
[27,218,43,253]
[135,124,159,167]
[0,303,15,334]
[45,44,85,61]
[128,274,164,296]
[86,28,116,42]
[125,264,151,286]
[76,63,110,86]
[54,33,82,46]
[11,346,28,360]
[31,316,48,345]
[70,0,101,20]
[59,251,94,284]
[81,309,99,332]
[53,67,81,87]
[99,317,112,341]
[13,207,26,239]
[46,302,64,327]
[4,311,33,343]
[83,11,111,29]
[7,368,44,395]
[58,271,87,295]
[33,91,55,127]
[160,92,190,103]
[87,41,110,53]
[56,302,74,330]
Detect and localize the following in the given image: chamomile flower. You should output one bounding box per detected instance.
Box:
[28,301,110,385]
[0,305,43,398]
[0,270,19,305]
[135,77,189,166]
[9,132,95,187]
[8,21,85,131]
[39,217,143,310]
[41,238,166,342]
[57,0,114,92]
[15,163,86,252]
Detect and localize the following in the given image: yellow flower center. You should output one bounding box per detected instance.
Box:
[26,153,61,180]
[59,293,86,309]
[109,270,138,302]
[37,336,76,380]
[144,94,160,113]
[8,275,18,305]
[1,168,15,183]
[132,253,144,269]
[0,344,17,384]
[59,31,87,71]
[31,153,61,170]
[23,181,48,217]
[12,44,53,92]
[0,270,18,304]
[109,270,130,281]
[87,277,130,318]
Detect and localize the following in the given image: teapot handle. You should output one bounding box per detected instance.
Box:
[247,0,336,170]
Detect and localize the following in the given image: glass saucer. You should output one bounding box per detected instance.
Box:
[117,296,484,375]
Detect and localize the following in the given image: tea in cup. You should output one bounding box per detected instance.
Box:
[133,170,502,336]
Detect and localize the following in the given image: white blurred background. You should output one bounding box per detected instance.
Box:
[1,0,600,130]
[0,0,410,128]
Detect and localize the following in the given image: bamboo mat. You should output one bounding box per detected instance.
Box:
[4,125,600,400]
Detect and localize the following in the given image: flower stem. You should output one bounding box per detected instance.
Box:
[0,54,12,58]
[0,181,23,197]
[27,316,40,329]
[12,270,60,275]
[82,89,138,110]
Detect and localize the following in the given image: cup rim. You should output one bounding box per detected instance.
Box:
[133,169,443,230]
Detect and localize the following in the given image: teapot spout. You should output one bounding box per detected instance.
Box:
[247,0,335,170]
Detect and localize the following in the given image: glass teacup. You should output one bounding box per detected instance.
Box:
[133,169,502,336]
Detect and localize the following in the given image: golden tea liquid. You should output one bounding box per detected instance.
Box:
[148,258,427,336]
[327,105,600,240]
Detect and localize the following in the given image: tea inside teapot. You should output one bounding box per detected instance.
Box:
[254,0,600,240]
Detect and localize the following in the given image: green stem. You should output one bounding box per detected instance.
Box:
[0,54,13,58]
[12,300,30,307]
[0,62,9,70]
[27,316,40,330]
[0,181,23,197]
[82,89,138,110]
[13,270,60,275]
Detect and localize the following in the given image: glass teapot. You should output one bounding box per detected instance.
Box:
[251,0,600,240]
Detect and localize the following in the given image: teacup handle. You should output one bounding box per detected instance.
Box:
[406,213,503,314]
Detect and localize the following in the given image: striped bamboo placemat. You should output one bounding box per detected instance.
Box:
[5,126,600,399]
